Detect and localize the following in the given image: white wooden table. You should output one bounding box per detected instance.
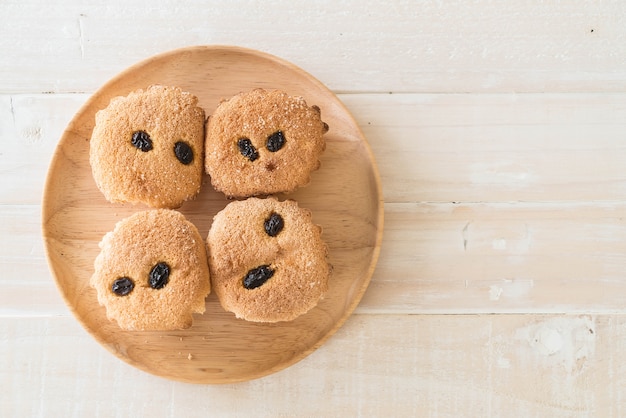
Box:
[3,1,626,416]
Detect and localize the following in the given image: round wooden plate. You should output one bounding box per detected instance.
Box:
[42,46,383,384]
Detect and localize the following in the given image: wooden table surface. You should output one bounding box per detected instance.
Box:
[3,1,626,416]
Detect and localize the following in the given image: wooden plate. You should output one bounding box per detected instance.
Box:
[42,46,383,383]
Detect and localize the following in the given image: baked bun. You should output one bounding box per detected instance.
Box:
[207,197,330,322]
[90,85,205,208]
[204,88,328,198]
[91,209,210,330]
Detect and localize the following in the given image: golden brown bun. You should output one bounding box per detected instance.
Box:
[207,197,330,322]
[91,209,210,330]
[205,88,328,198]
[90,85,205,208]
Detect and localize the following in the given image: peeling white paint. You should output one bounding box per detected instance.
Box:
[489,285,503,301]
[497,356,511,369]
[536,328,564,355]
[470,162,533,188]
[492,238,507,250]
[519,316,596,373]
[462,220,532,255]
[488,278,534,301]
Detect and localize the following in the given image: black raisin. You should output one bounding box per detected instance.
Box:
[264,212,284,237]
[112,277,134,296]
[243,265,274,289]
[238,138,259,161]
[174,141,194,165]
[266,130,285,152]
[131,130,153,152]
[149,262,170,289]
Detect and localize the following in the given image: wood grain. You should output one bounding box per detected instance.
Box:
[362,201,626,314]
[4,92,626,206]
[41,46,383,383]
[343,93,626,203]
[0,94,85,205]
[2,1,626,94]
[2,94,626,316]
[3,314,626,417]
[3,0,626,412]
[6,200,626,317]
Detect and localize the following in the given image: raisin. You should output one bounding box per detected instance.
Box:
[238,138,259,161]
[131,130,153,152]
[174,141,193,165]
[112,277,134,296]
[149,262,170,289]
[243,265,275,289]
[266,130,285,152]
[264,212,284,237]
